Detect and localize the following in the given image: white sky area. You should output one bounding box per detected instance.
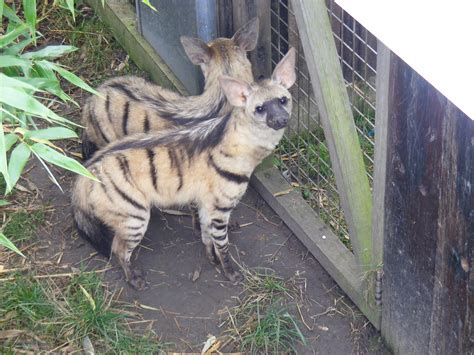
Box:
[335,0,474,120]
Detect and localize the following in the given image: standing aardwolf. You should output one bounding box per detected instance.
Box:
[72,48,296,290]
[81,18,259,160]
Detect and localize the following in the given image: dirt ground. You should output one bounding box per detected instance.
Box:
[25,157,385,353]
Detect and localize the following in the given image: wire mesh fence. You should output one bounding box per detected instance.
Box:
[271,0,377,247]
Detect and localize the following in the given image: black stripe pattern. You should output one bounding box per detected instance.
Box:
[89,105,110,143]
[146,149,158,190]
[122,101,130,135]
[144,113,150,132]
[116,154,133,185]
[107,82,140,101]
[209,154,249,184]
[104,171,147,211]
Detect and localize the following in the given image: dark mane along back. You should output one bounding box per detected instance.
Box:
[85,112,232,167]
[105,82,226,126]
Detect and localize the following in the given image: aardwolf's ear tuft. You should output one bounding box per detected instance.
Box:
[181,36,212,65]
[219,76,252,107]
[232,17,259,51]
[272,48,296,89]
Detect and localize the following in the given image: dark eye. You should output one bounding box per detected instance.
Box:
[279,96,288,105]
[255,105,265,114]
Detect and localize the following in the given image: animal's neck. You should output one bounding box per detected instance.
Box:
[186,72,229,111]
[217,110,282,175]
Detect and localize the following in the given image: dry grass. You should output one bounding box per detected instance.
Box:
[218,262,307,354]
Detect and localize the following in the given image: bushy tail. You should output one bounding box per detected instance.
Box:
[73,207,114,257]
[81,130,99,162]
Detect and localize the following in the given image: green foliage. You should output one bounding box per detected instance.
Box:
[0,0,97,196]
[0,0,100,254]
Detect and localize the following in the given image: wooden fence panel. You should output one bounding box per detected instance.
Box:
[381,51,473,353]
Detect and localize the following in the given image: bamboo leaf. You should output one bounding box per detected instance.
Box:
[22,0,37,40]
[0,55,31,68]
[141,0,158,12]
[0,200,9,206]
[30,143,98,181]
[4,36,34,55]
[41,61,99,96]
[4,134,18,152]
[22,45,77,60]
[25,127,78,141]
[0,23,29,48]
[0,74,38,91]
[2,5,21,24]
[7,142,31,188]
[0,233,25,257]
[65,0,76,21]
[0,87,73,125]
[0,121,12,192]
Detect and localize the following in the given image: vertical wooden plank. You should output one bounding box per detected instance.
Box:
[232,0,272,79]
[429,104,474,353]
[291,0,373,271]
[216,0,234,38]
[371,42,390,270]
[381,51,473,353]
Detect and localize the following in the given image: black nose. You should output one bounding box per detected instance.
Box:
[267,115,289,130]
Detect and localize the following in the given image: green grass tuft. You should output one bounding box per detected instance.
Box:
[223,267,306,354]
[2,209,45,243]
[241,306,306,354]
[0,270,167,353]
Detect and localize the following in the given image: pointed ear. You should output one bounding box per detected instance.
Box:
[272,48,296,89]
[180,36,212,65]
[219,76,252,107]
[232,17,259,51]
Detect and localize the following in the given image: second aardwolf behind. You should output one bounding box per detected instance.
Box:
[81,18,259,160]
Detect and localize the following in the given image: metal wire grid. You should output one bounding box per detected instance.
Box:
[270,0,377,245]
[327,0,377,183]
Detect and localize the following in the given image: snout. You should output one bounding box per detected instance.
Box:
[267,114,289,130]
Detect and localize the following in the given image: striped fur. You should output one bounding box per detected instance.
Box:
[72,49,296,289]
[81,18,259,160]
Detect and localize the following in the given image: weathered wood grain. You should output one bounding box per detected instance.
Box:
[231,0,272,79]
[372,42,390,270]
[381,51,473,354]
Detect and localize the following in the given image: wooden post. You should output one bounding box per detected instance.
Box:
[231,0,272,79]
[291,0,374,271]
[381,51,474,353]
[371,42,390,270]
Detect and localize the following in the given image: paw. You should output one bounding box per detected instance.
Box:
[205,246,219,266]
[128,269,148,290]
[225,270,243,285]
